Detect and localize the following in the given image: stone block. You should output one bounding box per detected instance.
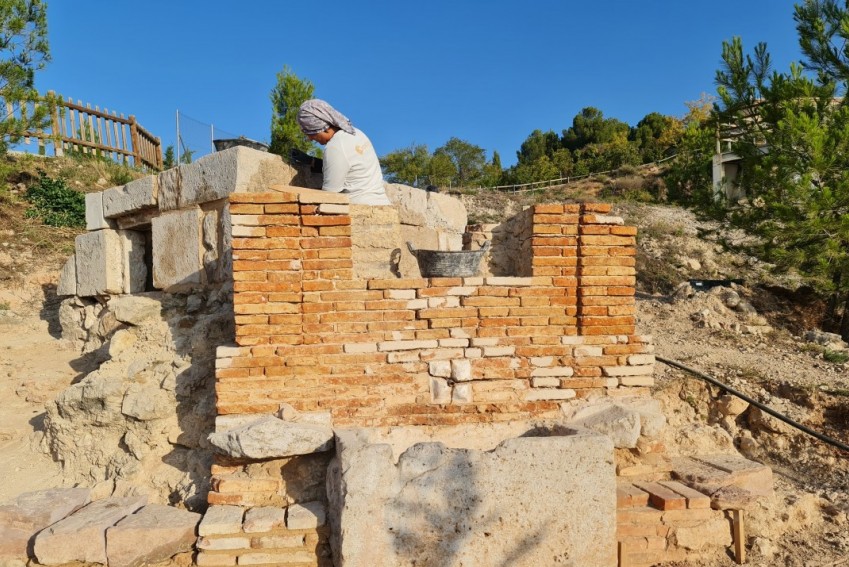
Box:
[198,506,244,536]
[56,255,76,296]
[159,147,298,211]
[33,495,147,565]
[74,230,147,296]
[286,501,326,529]
[106,504,200,567]
[152,208,203,290]
[207,416,333,459]
[0,487,90,532]
[85,191,115,230]
[242,507,287,533]
[0,488,91,560]
[108,293,163,325]
[327,426,615,567]
[103,176,158,218]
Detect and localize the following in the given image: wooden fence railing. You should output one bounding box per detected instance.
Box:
[10,91,162,170]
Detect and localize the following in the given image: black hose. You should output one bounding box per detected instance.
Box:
[656,355,849,454]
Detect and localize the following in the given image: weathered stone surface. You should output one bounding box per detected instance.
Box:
[243,507,286,533]
[562,396,666,448]
[33,495,147,565]
[286,501,325,530]
[121,382,174,421]
[327,426,615,567]
[106,504,201,567]
[103,177,158,218]
[672,516,732,550]
[152,208,202,290]
[208,416,334,459]
[158,147,298,211]
[75,229,146,296]
[0,487,91,532]
[0,526,30,560]
[85,191,115,230]
[198,505,244,536]
[108,294,163,325]
[56,255,76,297]
[716,394,749,418]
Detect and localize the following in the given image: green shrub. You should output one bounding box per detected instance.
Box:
[824,350,849,364]
[24,174,85,227]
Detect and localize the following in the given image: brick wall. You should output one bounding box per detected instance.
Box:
[215,188,653,427]
[204,186,654,565]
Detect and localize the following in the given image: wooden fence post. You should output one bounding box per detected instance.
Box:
[48,90,63,157]
[129,115,140,168]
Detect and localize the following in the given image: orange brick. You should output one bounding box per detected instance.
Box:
[302,259,353,270]
[581,256,636,267]
[300,236,352,249]
[319,225,352,236]
[582,203,612,213]
[263,203,300,213]
[580,325,635,336]
[579,225,612,235]
[533,204,564,214]
[531,236,575,247]
[230,193,292,204]
[229,204,265,214]
[302,215,351,226]
[534,214,580,224]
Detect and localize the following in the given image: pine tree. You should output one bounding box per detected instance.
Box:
[269,66,315,159]
[0,0,51,153]
[715,0,849,338]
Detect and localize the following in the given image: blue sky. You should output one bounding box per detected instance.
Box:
[37,1,803,166]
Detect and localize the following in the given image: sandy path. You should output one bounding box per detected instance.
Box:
[0,312,77,501]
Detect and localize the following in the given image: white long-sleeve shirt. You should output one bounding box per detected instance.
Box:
[322,128,391,205]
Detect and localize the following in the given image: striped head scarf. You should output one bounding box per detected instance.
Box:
[297,99,355,136]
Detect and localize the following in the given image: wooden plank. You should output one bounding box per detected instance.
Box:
[102,108,113,158]
[732,509,746,564]
[617,483,649,509]
[95,105,105,151]
[633,481,687,511]
[112,111,121,152]
[120,115,128,162]
[87,103,95,146]
[658,480,711,509]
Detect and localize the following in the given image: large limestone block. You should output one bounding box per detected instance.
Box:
[85,191,115,230]
[385,183,467,232]
[56,255,76,297]
[33,495,147,565]
[75,230,147,296]
[327,426,616,567]
[208,415,334,459]
[103,176,158,219]
[103,178,157,219]
[106,504,201,567]
[350,204,402,279]
[158,146,298,211]
[152,208,202,290]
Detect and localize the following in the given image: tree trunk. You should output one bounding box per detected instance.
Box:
[840,292,849,342]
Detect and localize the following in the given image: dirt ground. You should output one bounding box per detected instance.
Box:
[1,201,848,566]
